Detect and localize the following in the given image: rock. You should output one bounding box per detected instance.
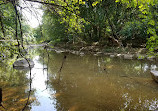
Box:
[80,52,85,56]
[71,51,80,55]
[96,52,103,56]
[116,54,122,58]
[94,48,100,52]
[150,70,158,82]
[104,53,113,56]
[93,52,103,56]
[71,51,76,54]
[13,66,32,70]
[13,58,34,68]
[123,54,134,60]
[92,42,99,46]
[55,50,64,53]
[76,51,80,55]
[110,55,115,58]
[94,53,98,56]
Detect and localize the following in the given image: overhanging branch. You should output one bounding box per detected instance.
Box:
[25,0,65,8]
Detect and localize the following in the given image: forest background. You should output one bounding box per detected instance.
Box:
[0,0,158,58]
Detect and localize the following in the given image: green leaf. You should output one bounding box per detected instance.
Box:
[115,0,120,2]
[148,20,155,26]
[92,1,99,7]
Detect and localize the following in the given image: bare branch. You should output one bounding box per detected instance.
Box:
[25,0,65,8]
[21,0,43,37]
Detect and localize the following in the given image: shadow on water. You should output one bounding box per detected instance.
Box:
[1,47,158,110]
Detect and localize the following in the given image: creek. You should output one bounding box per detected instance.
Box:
[0,47,158,111]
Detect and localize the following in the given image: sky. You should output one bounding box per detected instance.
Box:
[20,0,43,28]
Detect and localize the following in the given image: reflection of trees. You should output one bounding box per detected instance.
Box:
[0,61,28,86]
[42,52,158,110]
[0,56,35,110]
[104,58,158,78]
[45,53,121,110]
[121,88,158,110]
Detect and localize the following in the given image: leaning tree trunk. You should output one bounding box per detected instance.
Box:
[0,10,5,38]
[105,10,122,47]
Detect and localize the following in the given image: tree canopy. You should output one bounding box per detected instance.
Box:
[0,0,158,55]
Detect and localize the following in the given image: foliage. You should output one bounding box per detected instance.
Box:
[1,0,158,55]
[0,3,15,39]
[33,0,157,50]
[43,10,68,43]
[33,27,43,43]
[36,0,141,47]
[116,0,158,53]
[0,1,34,60]
[120,20,148,47]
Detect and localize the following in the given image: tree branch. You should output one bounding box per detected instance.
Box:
[25,0,65,8]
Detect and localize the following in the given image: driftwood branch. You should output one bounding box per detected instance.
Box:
[58,55,67,73]
[58,55,67,83]
[25,0,75,14]
[25,0,65,8]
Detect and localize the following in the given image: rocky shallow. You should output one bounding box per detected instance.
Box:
[48,46,158,62]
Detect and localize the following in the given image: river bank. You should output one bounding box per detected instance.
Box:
[42,43,158,62]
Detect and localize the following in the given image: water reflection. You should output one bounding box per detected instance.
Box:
[1,48,158,110]
[29,56,56,111]
[46,51,158,111]
[0,58,33,110]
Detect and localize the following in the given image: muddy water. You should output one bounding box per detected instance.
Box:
[0,48,158,111]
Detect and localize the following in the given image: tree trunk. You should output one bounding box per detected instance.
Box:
[0,11,5,38]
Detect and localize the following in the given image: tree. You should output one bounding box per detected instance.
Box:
[116,0,158,54]
[0,0,35,59]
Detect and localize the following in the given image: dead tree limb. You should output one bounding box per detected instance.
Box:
[25,0,65,8]
[58,55,67,73]
[58,55,67,83]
